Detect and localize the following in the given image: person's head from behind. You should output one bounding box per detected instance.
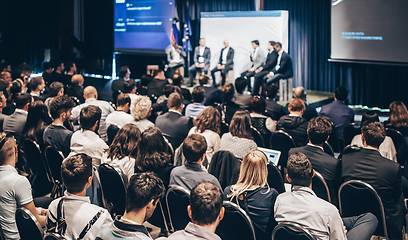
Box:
[288,98,305,115]
[49,81,64,97]
[234,77,247,94]
[189,182,224,227]
[0,132,18,165]
[183,134,207,164]
[334,86,348,101]
[131,96,152,121]
[116,93,131,112]
[388,101,408,127]
[251,40,259,49]
[71,74,84,87]
[229,110,252,139]
[61,153,93,194]
[307,115,332,145]
[361,110,379,125]
[192,86,205,104]
[83,86,98,100]
[29,77,45,92]
[162,84,175,98]
[294,86,307,101]
[140,74,152,87]
[119,66,130,79]
[172,74,183,87]
[167,92,183,111]
[24,101,50,136]
[236,149,268,189]
[123,79,137,94]
[361,122,385,149]
[287,152,314,187]
[80,105,102,131]
[249,96,266,114]
[199,75,210,86]
[107,123,141,160]
[221,83,235,102]
[15,93,32,110]
[43,61,53,73]
[153,69,165,80]
[266,84,279,100]
[49,96,76,121]
[125,172,165,220]
[194,106,220,134]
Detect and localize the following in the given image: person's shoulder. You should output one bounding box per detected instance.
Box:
[289,146,307,154]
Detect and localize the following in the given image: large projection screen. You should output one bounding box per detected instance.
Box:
[201,11,289,79]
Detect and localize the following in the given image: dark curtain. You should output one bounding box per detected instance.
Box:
[264,0,408,108]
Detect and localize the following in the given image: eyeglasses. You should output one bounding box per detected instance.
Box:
[0,132,14,150]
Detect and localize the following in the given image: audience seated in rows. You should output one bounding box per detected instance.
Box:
[384,101,408,136]
[101,123,141,181]
[123,79,140,104]
[22,100,52,150]
[341,122,404,240]
[265,84,285,121]
[285,86,318,121]
[289,115,339,204]
[200,75,222,107]
[152,84,178,115]
[0,131,47,240]
[111,66,129,94]
[69,105,108,167]
[29,77,46,101]
[276,98,308,147]
[46,154,113,239]
[170,134,221,191]
[67,74,85,103]
[166,182,224,240]
[185,86,206,118]
[70,86,114,142]
[131,95,155,132]
[172,73,191,104]
[136,74,151,96]
[105,93,133,129]
[234,77,252,109]
[97,172,165,239]
[217,83,242,124]
[44,81,64,109]
[249,95,276,147]
[155,92,193,149]
[188,106,221,163]
[320,86,355,141]
[220,110,257,159]
[352,111,397,161]
[224,149,279,239]
[275,152,378,240]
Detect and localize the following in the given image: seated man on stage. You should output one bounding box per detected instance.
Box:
[210,39,234,88]
[264,42,293,86]
[241,40,265,92]
[253,41,278,96]
[166,41,186,79]
[188,38,211,87]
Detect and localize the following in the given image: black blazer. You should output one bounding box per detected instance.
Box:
[218,47,234,69]
[203,86,223,106]
[155,111,193,149]
[265,99,285,121]
[147,78,169,99]
[262,51,278,71]
[273,51,293,79]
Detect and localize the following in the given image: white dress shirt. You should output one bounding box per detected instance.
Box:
[275,49,284,71]
[101,153,135,181]
[222,47,229,65]
[105,111,134,129]
[69,130,109,167]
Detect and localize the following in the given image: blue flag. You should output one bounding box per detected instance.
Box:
[182,7,192,52]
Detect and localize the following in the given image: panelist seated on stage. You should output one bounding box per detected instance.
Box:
[241,40,265,92]
[210,39,234,87]
[264,42,293,86]
[188,38,211,87]
[166,41,186,79]
[253,41,278,95]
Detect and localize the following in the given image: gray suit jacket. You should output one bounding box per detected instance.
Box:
[3,109,27,144]
[193,46,211,70]
[251,47,265,70]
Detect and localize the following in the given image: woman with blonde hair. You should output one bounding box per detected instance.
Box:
[220,110,257,159]
[188,106,221,162]
[384,101,408,136]
[224,149,278,239]
[130,96,154,132]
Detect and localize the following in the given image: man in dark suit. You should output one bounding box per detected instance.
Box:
[253,41,278,96]
[341,122,404,240]
[289,115,339,205]
[241,40,265,92]
[265,84,285,120]
[155,93,193,150]
[199,75,223,106]
[265,42,293,86]
[29,77,46,101]
[285,86,318,121]
[147,69,169,101]
[188,38,211,87]
[111,66,129,93]
[210,39,234,87]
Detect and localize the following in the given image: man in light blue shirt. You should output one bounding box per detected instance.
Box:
[185,86,207,118]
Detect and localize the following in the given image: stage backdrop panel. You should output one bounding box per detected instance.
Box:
[200,10,288,80]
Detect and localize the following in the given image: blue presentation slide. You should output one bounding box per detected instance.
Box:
[114,0,175,53]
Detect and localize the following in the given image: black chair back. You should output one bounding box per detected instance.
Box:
[98,163,126,216]
[338,180,388,239]
[267,163,285,194]
[251,126,265,147]
[386,128,404,152]
[312,171,331,203]
[269,130,296,170]
[343,123,361,147]
[45,146,65,198]
[23,139,51,183]
[272,222,314,240]
[208,150,241,190]
[166,186,191,232]
[323,141,334,157]
[107,125,120,145]
[328,124,342,153]
[15,207,43,240]
[148,199,171,234]
[216,201,256,240]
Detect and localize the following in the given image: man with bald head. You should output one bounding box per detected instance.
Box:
[285,86,318,121]
[70,86,114,142]
[67,74,85,103]
[210,39,234,87]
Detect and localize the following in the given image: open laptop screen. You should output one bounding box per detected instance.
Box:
[258,147,281,166]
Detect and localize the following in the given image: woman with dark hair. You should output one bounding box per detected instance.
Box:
[384,101,408,136]
[249,96,276,147]
[134,126,173,186]
[220,110,257,159]
[351,111,396,161]
[188,106,221,163]
[101,123,141,181]
[22,100,52,150]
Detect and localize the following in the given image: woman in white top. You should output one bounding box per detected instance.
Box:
[101,123,141,182]
[130,96,154,132]
[188,106,221,163]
